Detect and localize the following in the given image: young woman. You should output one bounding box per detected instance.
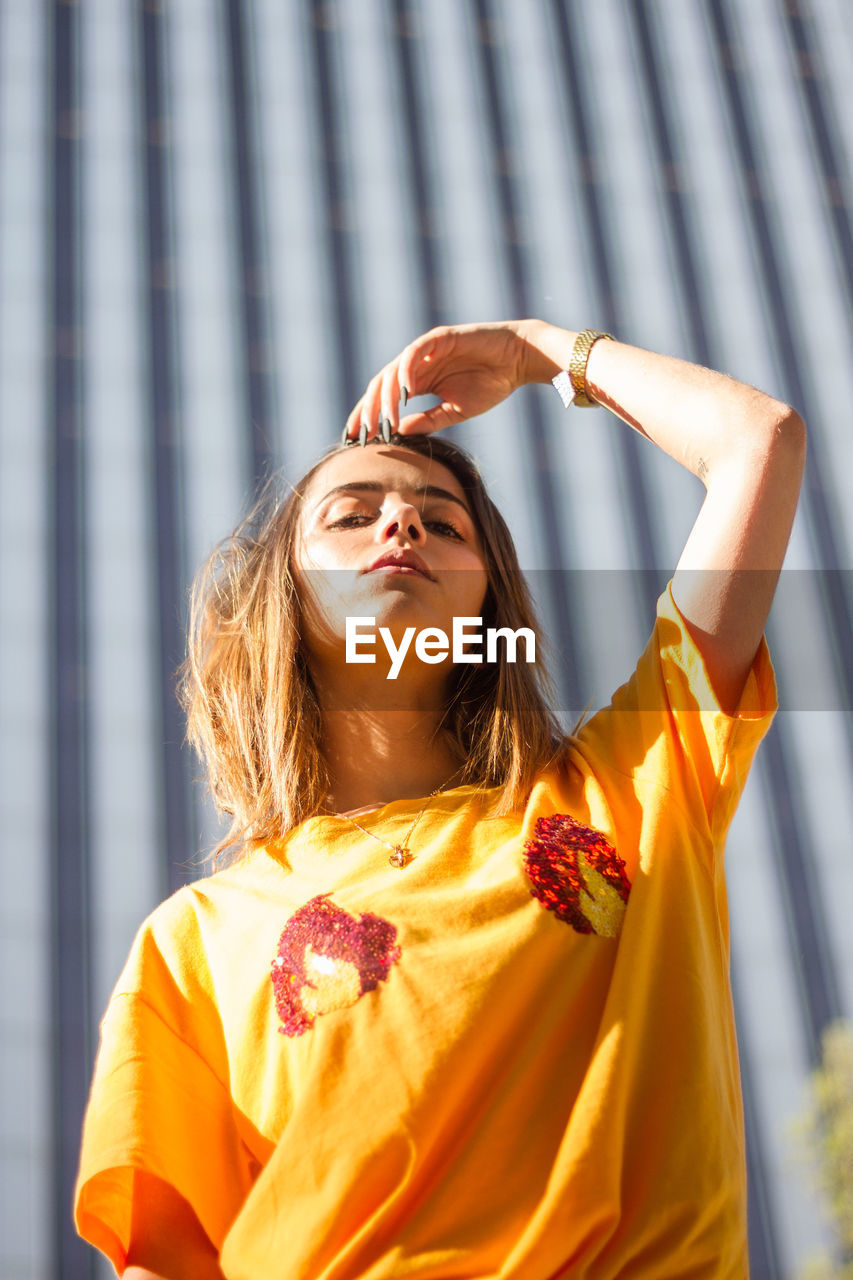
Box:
[75,320,805,1279]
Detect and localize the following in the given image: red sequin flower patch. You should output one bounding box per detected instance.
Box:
[271,894,401,1037]
[524,814,631,938]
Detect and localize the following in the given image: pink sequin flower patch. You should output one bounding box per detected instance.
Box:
[523,814,632,938]
[271,894,401,1037]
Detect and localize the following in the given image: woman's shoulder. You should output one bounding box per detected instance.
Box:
[114,854,276,997]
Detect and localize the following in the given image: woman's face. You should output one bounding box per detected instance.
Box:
[293,445,489,677]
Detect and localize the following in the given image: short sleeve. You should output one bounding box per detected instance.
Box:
[574,581,778,845]
[74,904,259,1273]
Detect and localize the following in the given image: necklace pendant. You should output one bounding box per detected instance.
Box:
[389,845,412,869]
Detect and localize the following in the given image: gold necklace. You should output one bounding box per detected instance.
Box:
[333,770,462,869]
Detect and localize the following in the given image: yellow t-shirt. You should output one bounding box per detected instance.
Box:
[75,585,777,1278]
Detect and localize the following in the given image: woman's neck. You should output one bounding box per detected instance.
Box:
[320,708,464,816]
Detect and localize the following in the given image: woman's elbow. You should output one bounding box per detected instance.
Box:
[768,402,807,462]
[744,400,807,482]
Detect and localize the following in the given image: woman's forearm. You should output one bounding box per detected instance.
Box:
[520,319,804,488]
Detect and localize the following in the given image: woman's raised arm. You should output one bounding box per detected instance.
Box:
[564,326,805,711]
[346,319,806,712]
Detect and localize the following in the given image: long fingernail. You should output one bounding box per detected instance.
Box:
[381,416,392,443]
[359,420,368,447]
[401,386,409,406]
[341,423,350,444]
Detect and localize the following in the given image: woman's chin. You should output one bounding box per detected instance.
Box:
[344,590,442,636]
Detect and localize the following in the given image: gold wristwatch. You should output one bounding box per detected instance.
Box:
[569,329,614,407]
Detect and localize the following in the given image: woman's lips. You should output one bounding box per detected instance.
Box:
[365,551,434,580]
[371,564,429,577]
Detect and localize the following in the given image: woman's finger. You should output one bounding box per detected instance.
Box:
[396,400,465,436]
[379,363,401,439]
[358,370,387,443]
[397,327,453,403]
[343,366,397,444]
[343,399,363,442]
[343,327,457,443]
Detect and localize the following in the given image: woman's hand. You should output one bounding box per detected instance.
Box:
[343,320,556,441]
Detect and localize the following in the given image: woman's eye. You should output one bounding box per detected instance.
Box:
[328,512,373,529]
[426,519,463,539]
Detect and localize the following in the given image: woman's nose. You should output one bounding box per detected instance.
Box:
[381,502,425,543]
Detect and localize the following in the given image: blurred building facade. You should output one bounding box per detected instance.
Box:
[1,1,852,1276]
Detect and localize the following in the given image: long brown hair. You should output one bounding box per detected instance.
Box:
[179,434,567,862]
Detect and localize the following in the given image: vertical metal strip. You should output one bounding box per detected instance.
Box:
[626,1,712,360]
[49,1,94,1273]
[758,731,841,1055]
[223,0,276,481]
[138,0,193,896]
[548,0,661,613]
[735,979,785,1279]
[779,0,853,318]
[389,0,443,330]
[305,0,358,417]
[468,0,583,712]
[705,0,853,733]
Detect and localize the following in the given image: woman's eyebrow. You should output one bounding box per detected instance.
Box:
[314,481,472,516]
